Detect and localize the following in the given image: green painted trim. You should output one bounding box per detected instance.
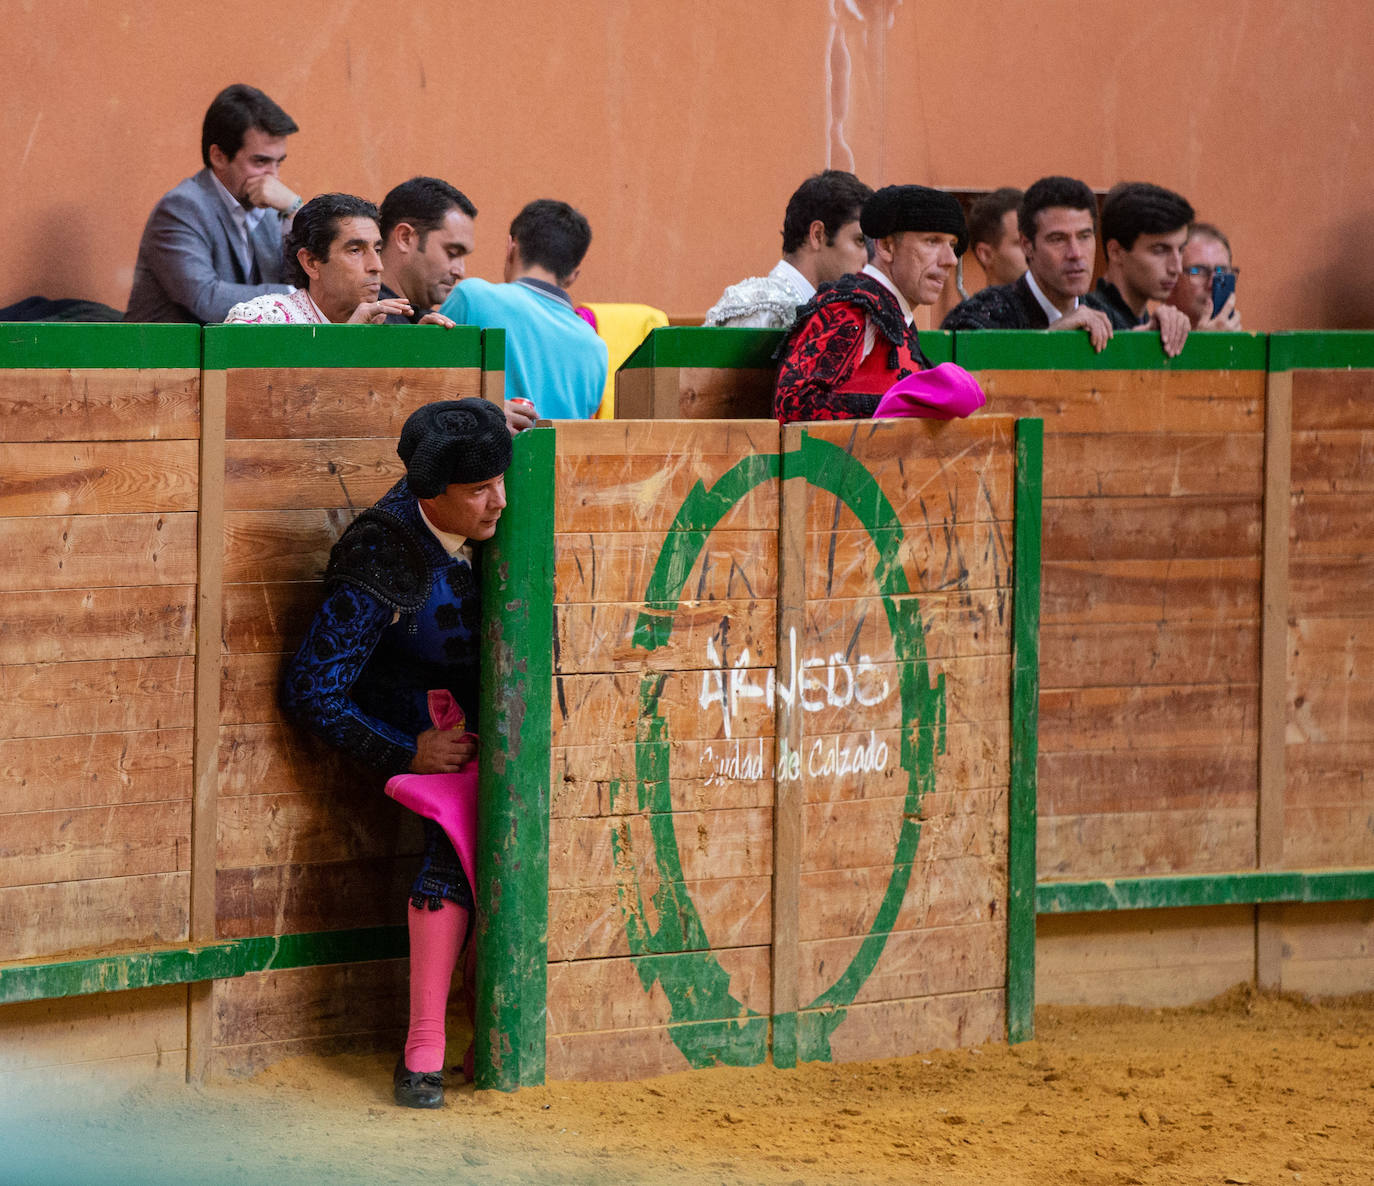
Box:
[0,323,201,369]
[201,323,483,370]
[953,328,1266,371]
[1267,332,1374,371]
[619,326,785,370]
[1007,418,1043,1045]
[919,329,955,365]
[481,327,506,374]
[476,426,555,1091]
[0,926,407,1007]
[1036,869,1374,914]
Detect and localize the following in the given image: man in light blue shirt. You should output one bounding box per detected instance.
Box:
[439,200,607,420]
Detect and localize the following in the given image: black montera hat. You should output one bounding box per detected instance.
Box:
[397,398,512,498]
[860,185,968,257]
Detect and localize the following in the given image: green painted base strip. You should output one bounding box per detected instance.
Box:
[481,326,506,374]
[1037,869,1374,914]
[0,925,407,1007]
[953,328,1266,371]
[617,326,954,370]
[1007,418,1043,1045]
[476,426,555,1091]
[1267,331,1374,371]
[0,322,201,369]
[772,1011,798,1069]
[202,323,483,370]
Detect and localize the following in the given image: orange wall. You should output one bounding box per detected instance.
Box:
[4,1,1372,331]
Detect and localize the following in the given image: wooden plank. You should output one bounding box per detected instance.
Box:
[1038,746,1257,817]
[1285,739,1374,806]
[222,508,352,583]
[217,789,419,870]
[1274,900,1374,997]
[547,875,772,961]
[0,656,195,739]
[0,585,195,664]
[1036,907,1255,1006]
[218,652,286,726]
[0,985,187,1073]
[1290,367,1374,430]
[798,921,1004,1005]
[0,727,192,812]
[0,512,198,591]
[676,366,775,419]
[554,454,779,534]
[1043,495,1262,561]
[0,871,189,962]
[546,947,771,1035]
[803,589,1013,664]
[221,580,320,655]
[1289,492,1373,557]
[545,1022,692,1081]
[1042,558,1260,625]
[215,857,417,940]
[0,801,191,889]
[553,598,777,674]
[548,806,773,891]
[822,987,1004,1062]
[223,439,404,511]
[0,441,199,516]
[1038,684,1258,753]
[800,854,1005,941]
[1043,432,1263,498]
[1037,808,1256,879]
[1281,805,1374,868]
[1039,620,1259,688]
[803,522,1012,601]
[223,367,481,439]
[216,722,373,799]
[1289,556,1374,616]
[611,366,655,420]
[553,417,779,459]
[1287,622,1374,743]
[1290,430,1374,491]
[552,757,776,822]
[802,790,1004,874]
[801,458,1014,535]
[554,529,776,605]
[0,369,200,442]
[974,368,1264,434]
[211,959,407,1049]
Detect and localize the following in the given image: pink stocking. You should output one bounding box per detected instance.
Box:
[403,901,466,1073]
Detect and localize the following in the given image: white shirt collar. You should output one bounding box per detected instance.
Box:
[1023,269,1076,324]
[770,259,816,303]
[863,263,914,325]
[417,503,472,559]
[209,169,267,233]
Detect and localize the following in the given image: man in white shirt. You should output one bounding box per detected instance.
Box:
[126,85,306,323]
[705,170,873,329]
[942,175,1114,352]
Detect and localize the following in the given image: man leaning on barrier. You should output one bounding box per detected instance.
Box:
[773,184,966,424]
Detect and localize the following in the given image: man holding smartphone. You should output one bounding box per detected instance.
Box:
[1167,223,1243,331]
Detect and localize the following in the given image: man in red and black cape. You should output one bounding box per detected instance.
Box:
[773,184,967,423]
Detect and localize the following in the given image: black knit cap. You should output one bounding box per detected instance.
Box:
[860,185,968,257]
[397,398,512,498]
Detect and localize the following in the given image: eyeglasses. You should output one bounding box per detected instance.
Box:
[1184,265,1239,279]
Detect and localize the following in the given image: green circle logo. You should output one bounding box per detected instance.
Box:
[618,435,946,1066]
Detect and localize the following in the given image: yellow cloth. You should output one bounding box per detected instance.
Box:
[581,302,669,418]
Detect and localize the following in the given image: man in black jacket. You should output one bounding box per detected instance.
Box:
[942,175,1113,352]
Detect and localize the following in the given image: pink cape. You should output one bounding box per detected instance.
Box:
[874,362,988,420]
[384,689,478,892]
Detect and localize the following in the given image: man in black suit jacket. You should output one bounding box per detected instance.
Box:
[125,85,303,323]
[943,175,1113,352]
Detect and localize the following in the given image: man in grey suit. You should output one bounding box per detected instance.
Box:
[125,85,304,323]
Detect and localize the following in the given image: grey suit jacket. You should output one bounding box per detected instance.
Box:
[124,168,292,324]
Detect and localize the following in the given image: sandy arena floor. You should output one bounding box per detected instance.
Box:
[5,986,1373,1186]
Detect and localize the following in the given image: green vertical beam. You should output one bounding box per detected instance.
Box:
[475,425,555,1091]
[1007,417,1043,1044]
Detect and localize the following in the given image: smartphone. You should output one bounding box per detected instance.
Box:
[1211,271,1237,317]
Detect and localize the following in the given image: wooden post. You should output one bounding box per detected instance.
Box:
[481,327,506,406]
[187,364,227,1082]
[770,424,806,1066]
[1257,366,1293,990]
[475,426,555,1090]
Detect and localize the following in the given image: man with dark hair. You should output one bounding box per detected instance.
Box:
[966,187,1027,289]
[706,170,874,328]
[126,84,305,323]
[1093,181,1194,356]
[438,199,607,419]
[774,184,966,423]
[942,176,1113,352]
[223,193,408,324]
[1167,222,1243,331]
[378,177,478,323]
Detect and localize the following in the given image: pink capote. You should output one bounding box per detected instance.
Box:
[384,690,479,893]
[874,361,988,420]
